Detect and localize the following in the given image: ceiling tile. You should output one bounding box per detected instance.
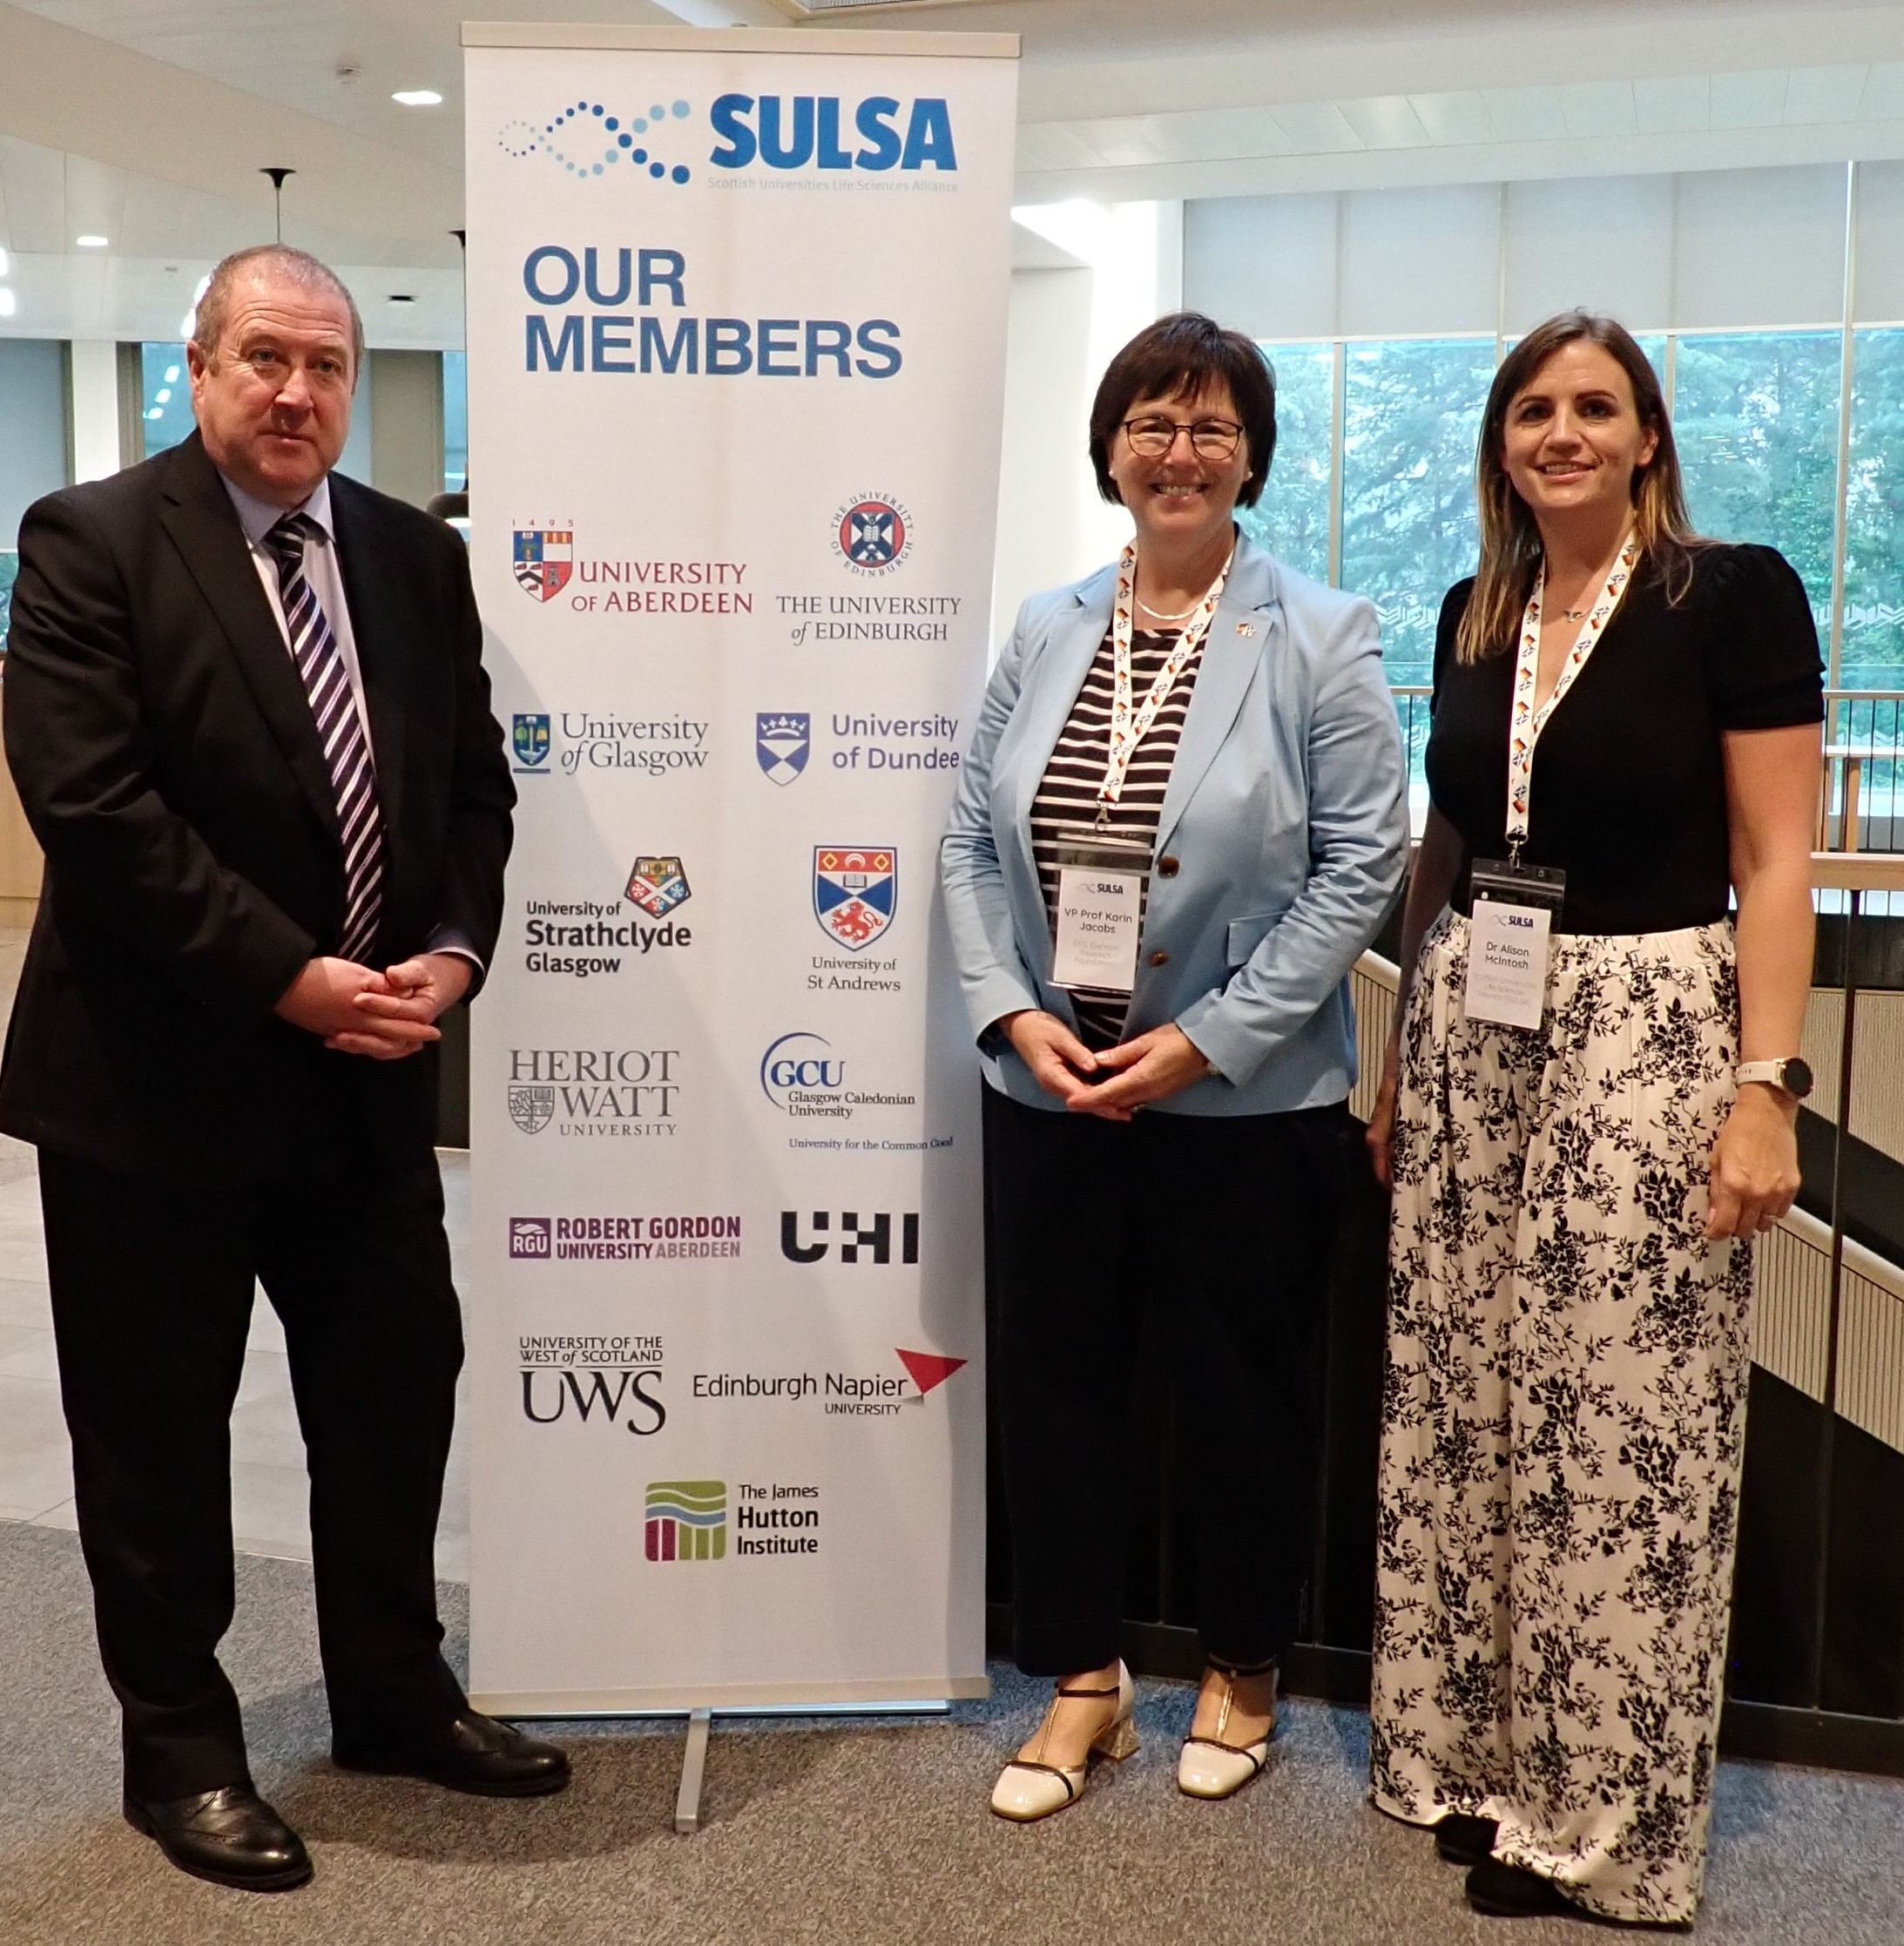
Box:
[1483,86,1563,145]
[1266,100,1362,154]
[1711,70,1788,130]
[1556,81,1636,141]
[1408,91,1495,148]
[0,137,66,253]
[1784,64,1868,125]
[1337,95,1432,152]
[1634,74,1711,135]
[1860,62,1904,121]
[1014,123,1105,172]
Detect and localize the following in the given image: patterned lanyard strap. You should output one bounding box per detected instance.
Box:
[1099,537,1234,809]
[1505,530,1638,859]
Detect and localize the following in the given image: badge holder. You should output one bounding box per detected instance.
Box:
[1050,828,1151,994]
[1462,855,1566,1030]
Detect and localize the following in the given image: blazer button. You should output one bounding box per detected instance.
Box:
[1158,855,1179,877]
[1148,950,1170,967]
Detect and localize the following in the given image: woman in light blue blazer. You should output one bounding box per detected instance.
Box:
[942,313,1408,1822]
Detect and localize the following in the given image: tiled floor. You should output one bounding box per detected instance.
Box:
[0,922,473,1581]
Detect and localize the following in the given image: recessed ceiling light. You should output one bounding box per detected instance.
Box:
[76,234,108,248]
[393,89,442,107]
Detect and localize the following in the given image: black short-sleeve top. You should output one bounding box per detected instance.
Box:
[1425,543,1824,936]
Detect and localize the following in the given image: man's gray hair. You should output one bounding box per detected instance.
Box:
[191,245,365,373]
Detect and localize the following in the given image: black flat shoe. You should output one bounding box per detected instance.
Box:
[1435,1812,1500,1867]
[334,1708,571,1797]
[124,1785,312,1892]
[1466,1858,1577,1918]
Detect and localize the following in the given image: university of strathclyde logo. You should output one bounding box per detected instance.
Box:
[508,1084,555,1135]
[756,713,810,786]
[814,846,896,950]
[498,98,698,187]
[645,1480,726,1562]
[625,855,691,919]
[832,494,913,577]
[514,528,573,603]
[513,713,551,770]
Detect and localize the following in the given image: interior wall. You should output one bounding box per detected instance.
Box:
[0,337,65,545]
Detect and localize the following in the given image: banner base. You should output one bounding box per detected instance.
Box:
[673,1708,712,1835]
[471,1672,991,1716]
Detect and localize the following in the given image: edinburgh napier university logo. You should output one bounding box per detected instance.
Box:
[755,713,809,786]
[645,1481,726,1562]
[814,846,895,950]
[514,527,573,603]
[832,493,914,578]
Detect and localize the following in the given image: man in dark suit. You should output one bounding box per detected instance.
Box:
[2,244,567,1893]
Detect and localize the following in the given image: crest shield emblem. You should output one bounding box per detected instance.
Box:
[839,500,903,568]
[508,1084,555,1134]
[512,713,551,768]
[814,846,896,951]
[755,713,810,786]
[625,855,691,919]
[513,528,573,603]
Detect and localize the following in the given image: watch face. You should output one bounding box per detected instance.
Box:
[1782,1057,1814,1100]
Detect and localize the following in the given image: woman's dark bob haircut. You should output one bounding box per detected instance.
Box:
[1088,311,1278,510]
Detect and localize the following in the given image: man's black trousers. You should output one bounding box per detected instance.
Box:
[39,1145,467,1800]
[983,1084,1350,1679]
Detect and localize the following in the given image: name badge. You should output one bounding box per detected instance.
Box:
[1462,858,1565,1030]
[1051,831,1149,995]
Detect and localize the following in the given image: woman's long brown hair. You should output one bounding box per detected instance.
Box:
[1457,311,1702,663]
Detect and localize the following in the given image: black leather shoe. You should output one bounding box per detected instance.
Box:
[1435,1813,1500,1867]
[334,1709,571,1797]
[1466,1859,1577,1918]
[124,1786,312,1892]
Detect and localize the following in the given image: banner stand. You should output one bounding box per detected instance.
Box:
[672,1709,712,1835]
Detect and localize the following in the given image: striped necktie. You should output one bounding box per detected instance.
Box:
[263,512,384,963]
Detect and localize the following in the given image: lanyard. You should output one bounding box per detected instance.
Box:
[1099,537,1234,811]
[1504,530,1637,859]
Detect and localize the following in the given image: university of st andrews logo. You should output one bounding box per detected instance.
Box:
[509,1084,555,1135]
[625,855,691,919]
[513,713,551,769]
[513,528,573,603]
[832,493,913,577]
[756,713,809,786]
[814,846,895,950]
[645,1480,726,1562]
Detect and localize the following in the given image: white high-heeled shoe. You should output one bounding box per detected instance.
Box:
[1177,1666,1273,1800]
[990,1663,1139,1822]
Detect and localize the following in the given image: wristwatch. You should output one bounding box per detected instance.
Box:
[1736,1057,1814,1101]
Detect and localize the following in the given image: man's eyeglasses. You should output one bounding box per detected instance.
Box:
[1122,416,1245,460]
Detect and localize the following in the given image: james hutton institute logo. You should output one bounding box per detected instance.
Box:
[514,528,572,603]
[645,1480,726,1561]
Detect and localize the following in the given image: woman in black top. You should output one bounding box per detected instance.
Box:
[1364,312,1823,1928]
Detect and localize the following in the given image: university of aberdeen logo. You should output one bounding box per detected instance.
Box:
[645,1480,726,1562]
[513,527,573,603]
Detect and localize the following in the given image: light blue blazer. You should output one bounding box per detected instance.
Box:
[940,534,1409,1117]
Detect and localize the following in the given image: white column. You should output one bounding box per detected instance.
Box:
[68,339,122,483]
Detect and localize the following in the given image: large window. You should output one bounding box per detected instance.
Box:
[443,350,468,497]
[140,343,194,456]
[1235,341,1329,584]
[0,337,68,653]
[1844,329,1904,693]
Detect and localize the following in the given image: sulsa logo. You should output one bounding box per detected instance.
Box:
[780,1210,920,1265]
[709,95,955,173]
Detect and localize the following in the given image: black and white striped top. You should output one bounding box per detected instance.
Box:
[1030,626,1203,1050]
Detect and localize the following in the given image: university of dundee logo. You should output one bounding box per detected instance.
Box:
[625,855,691,919]
[645,1480,726,1562]
[514,528,573,603]
[814,846,896,950]
[756,713,810,786]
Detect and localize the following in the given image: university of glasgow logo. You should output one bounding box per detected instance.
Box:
[756,713,810,786]
[832,494,912,576]
[508,1084,555,1135]
[814,846,896,950]
[513,713,551,770]
[625,855,691,919]
[513,528,573,603]
[645,1480,726,1562]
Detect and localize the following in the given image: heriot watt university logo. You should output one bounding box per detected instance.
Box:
[832,494,913,577]
[625,855,691,919]
[645,1481,726,1562]
[508,1084,556,1135]
[514,528,573,603]
[814,846,896,950]
[513,713,551,770]
[756,713,810,786]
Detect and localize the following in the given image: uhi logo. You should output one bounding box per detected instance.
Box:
[645,1480,726,1562]
[755,712,810,786]
[780,1209,919,1264]
[832,494,913,577]
[514,527,573,602]
[626,855,691,919]
[813,845,895,950]
[513,713,552,770]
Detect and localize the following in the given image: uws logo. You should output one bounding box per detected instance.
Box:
[709,94,956,173]
[519,1333,666,1436]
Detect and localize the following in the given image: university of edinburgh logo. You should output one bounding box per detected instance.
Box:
[814,846,896,950]
[514,528,573,603]
[831,493,913,577]
[645,1480,726,1562]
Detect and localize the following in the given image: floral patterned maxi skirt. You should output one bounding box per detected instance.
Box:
[1368,910,1752,1927]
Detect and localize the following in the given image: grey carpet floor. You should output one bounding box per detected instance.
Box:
[3,1523,1901,1945]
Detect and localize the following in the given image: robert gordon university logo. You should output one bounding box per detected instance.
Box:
[513,527,573,603]
[814,846,896,950]
[645,1480,726,1562]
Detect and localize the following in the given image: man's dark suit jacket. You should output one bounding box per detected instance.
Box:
[0,432,515,1185]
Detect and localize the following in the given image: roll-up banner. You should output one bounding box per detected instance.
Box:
[462,24,1018,1713]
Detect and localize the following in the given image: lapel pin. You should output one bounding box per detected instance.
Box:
[1235,621,1255,637]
